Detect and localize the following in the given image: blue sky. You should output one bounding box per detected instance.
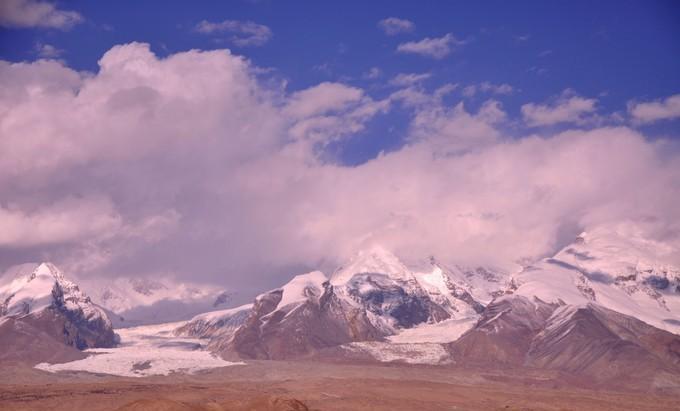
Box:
[2,1,680,160]
[1,1,679,289]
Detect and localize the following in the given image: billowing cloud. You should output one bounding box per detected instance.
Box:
[0,0,82,29]
[195,20,272,47]
[521,90,597,126]
[1,44,679,294]
[397,33,464,59]
[284,82,388,146]
[378,17,415,35]
[628,94,680,124]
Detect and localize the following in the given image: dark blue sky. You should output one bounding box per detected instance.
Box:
[1,0,679,164]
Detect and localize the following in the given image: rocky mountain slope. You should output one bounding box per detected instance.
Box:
[0,263,117,364]
[449,295,680,385]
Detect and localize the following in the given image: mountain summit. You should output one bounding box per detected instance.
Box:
[0,263,117,364]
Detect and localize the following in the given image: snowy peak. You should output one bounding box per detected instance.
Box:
[511,224,680,334]
[0,262,110,326]
[554,226,680,288]
[0,262,117,352]
[331,245,414,285]
[276,270,328,310]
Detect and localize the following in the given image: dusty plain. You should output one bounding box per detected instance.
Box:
[1,360,679,411]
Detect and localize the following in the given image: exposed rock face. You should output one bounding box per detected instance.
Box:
[342,273,449,328]
[0,263,117,363]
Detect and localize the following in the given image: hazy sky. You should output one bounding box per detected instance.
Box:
[1,0,679,292]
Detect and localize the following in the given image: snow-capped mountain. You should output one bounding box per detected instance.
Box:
[206,270,386,360]
[10,222,680,386]
[0,263,117,364]
[178,246,503,359]
[511,224,680,334]
[78,276,236,327]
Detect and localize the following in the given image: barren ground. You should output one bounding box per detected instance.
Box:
[1,361,679,411]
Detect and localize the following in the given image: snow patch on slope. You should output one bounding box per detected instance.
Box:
[343,341,451,364]
[387,317,478,344]
[276,270,327,310]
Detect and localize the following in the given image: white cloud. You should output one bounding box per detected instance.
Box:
[378,17,415,35]
[287,85,389,145]
[408,100,504,153]
[0,196,122,247]
[0,0,82,29]
[284,82,364,119]
[479,82,513,95]
[462,85,476,97]
[521,90,597,126]
[628,94,680,124]
[397,33,463,59]
[195,20,272,46]
[389,72,431,87]
[34,42,63,58]
[461,82,513,98]
[362,67,382,80]
[1,43,679,288]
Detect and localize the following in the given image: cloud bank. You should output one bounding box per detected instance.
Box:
[0,0,82,29]
[1,44,679,293]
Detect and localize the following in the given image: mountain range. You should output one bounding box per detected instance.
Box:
[2,224,680,389]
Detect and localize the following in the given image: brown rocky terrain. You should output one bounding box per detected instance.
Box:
[1,360,679,411]
[448,295,680,388]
